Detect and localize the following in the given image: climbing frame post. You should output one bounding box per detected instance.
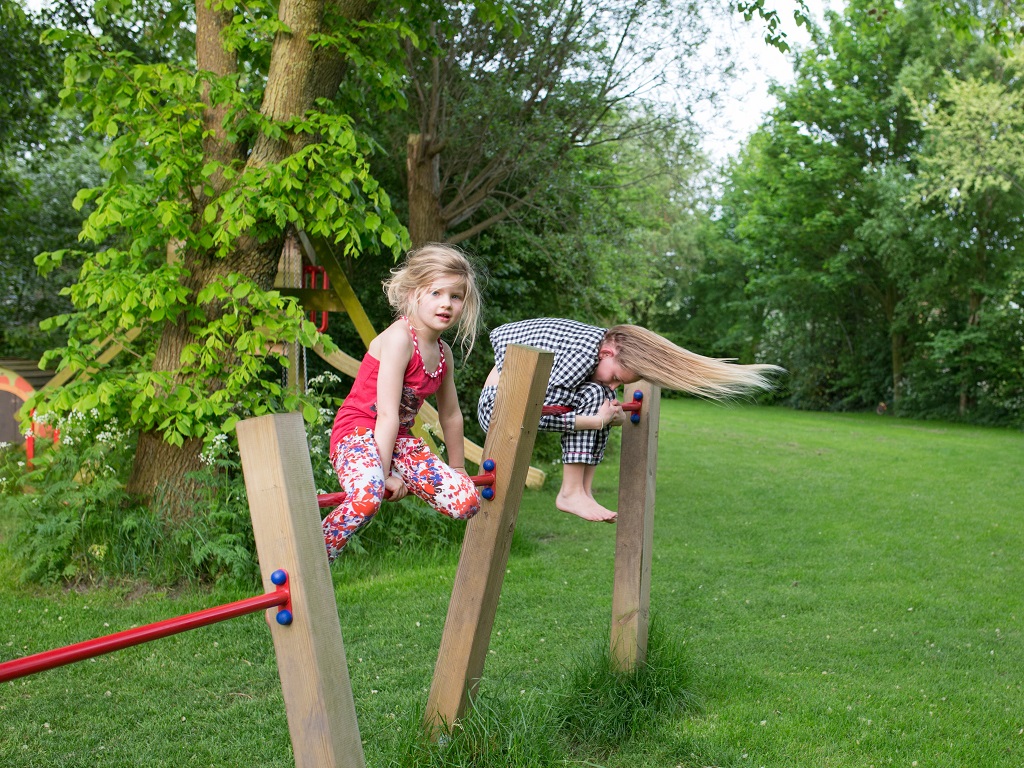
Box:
[609,380,661,672]
[236,412,365,768]
[423,345,553,732]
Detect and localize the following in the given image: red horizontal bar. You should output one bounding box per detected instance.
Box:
[541,405,573,416]
[0,587,289,683]
[468,471,495,487]
[317,470,496,508]
[543,401,641,414]
[318,491,347,508]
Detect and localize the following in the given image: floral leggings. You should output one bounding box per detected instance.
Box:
[322,427,481,562]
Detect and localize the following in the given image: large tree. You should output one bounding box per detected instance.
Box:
[717,0,979,411]
[365,0,714,248]
[908,56,1024,418]
[34,0,410,499]
[703,0,1024,421]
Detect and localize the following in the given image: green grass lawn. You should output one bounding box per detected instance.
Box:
[2,400,1023,767]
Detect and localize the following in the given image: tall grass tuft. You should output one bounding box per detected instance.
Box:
[395,691,570,768]
[552,617,697,755]
[387,621,696,768]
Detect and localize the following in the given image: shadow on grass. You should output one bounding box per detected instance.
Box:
[394,618,697,767]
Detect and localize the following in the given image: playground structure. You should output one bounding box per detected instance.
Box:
[0,361,59,457]
[0,363,39,445]
[0,345,661,766]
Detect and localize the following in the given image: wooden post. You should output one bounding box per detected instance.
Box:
[236,413,365,768]
[423,345,553,731]
[609,381,661,672]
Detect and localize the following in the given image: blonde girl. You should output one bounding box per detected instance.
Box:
[323,244,482,561]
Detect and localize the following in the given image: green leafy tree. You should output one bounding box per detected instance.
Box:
[0,0,61,153]
[1,0,72,358]
[1,144,104,358]
[322,0,717,412]
[363,0,714,249]
[705,0,1024,422]
[32,0,410,501]
[908,53,1024,419]
[717,0,991,412]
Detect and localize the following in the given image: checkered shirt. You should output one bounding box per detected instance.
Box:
[489,318,606,432]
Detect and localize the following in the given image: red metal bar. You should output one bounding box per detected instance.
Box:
[542,394,642,415]
[25,426,34,466]
[468,471,495,487]
[318,490,348,508]
[0,578,290,683]
[541,405,573,416]
[303,265,330,332]
[317,464,496,508]
[622,390,643,423]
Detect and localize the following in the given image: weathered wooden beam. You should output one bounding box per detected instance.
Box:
[609,381,661,672]
[278,288,348,313]
[237,412,365,768]
[42,327,143,390]
[423,345,553,731]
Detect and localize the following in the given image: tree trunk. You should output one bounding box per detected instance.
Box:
[196,0,239,197]
[126,246,281,500]
[959,288,982,417]
[129,434,205,515]
[126,0,374,501]
[407,133,446,246]
[891,330,904,412]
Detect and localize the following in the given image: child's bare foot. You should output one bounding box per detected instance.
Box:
[555,490,617,523]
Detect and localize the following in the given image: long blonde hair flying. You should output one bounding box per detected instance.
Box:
[603,325,782,399]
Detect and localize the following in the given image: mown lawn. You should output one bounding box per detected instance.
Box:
[2,399,1023,767]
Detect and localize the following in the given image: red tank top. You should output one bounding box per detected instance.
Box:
[330,318,447,454]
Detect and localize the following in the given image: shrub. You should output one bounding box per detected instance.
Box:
[6,409,260,586]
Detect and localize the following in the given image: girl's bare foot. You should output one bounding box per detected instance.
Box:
[555,490,616,523]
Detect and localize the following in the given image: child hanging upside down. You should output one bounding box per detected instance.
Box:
[477,318,782,524]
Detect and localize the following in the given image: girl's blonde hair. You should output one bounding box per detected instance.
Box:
[384,243,481,358]
[603,325,783,399]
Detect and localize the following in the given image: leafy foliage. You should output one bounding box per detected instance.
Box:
[0,0,62,152]
[26,10,407,459]
[0,143,103,359]
[4,372,477,585]
[697,0,1024,423]
[4,409,259,586]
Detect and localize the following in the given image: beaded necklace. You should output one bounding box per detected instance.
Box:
[402,315,445,379]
